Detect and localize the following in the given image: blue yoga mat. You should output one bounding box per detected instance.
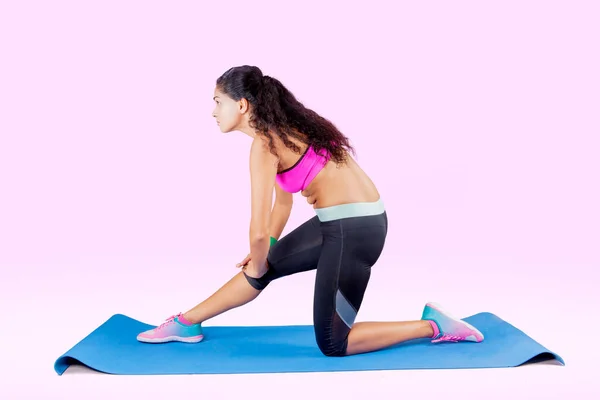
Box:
[54,312,564,375]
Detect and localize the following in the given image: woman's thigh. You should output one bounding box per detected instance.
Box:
[243,215,323,290]
[312,212,388,356]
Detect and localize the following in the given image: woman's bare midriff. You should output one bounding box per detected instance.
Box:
[275,136,381,209]
[303,156,381,209]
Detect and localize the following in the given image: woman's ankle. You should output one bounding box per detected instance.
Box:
[180,312,200,326]
[424,320,437,338]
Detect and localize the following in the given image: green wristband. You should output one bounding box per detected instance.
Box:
[270,236,278,246]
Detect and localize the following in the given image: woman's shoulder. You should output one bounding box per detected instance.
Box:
[255,130,309,152]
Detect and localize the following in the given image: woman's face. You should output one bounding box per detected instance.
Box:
[212,87,242,133]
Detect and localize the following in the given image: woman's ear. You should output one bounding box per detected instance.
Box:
[238,98,249,114]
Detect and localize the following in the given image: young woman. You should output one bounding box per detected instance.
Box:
[137,66,484,356]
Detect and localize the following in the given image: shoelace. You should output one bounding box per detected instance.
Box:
[155,313,182,330]
[432,334,462,343]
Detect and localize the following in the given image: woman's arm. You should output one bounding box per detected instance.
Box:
[248,136,279,272]
[269,183,293,240]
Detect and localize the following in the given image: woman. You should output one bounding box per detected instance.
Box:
[137,66,484,356]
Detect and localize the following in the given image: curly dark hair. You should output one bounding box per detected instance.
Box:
[215,65,356,167]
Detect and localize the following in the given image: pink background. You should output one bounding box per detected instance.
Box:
[1,0,598,398]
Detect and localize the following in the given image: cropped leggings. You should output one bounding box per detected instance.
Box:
[244,198,388,357]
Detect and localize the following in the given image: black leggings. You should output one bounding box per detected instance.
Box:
[244,205,388,357]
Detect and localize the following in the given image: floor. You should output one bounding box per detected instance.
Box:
[3,256,596,399]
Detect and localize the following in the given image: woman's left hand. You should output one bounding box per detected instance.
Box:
[242,259,269,279]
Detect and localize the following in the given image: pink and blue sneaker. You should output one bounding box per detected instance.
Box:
[421,302,484,343]
[137,313,204,343]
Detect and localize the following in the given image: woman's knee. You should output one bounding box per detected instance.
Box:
[242,269,272,290]
[314,316,351,357]
[315,335,349,357]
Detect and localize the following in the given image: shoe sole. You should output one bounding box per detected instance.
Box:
[425,302,484,341]
[137,334,204,344]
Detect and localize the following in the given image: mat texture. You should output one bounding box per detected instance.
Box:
[54,312,564,375]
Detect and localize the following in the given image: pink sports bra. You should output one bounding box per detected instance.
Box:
[276,145,330,193]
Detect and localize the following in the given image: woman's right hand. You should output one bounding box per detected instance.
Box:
[236,253,252,268]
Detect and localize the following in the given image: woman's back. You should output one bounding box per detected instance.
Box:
[271,134,381,209]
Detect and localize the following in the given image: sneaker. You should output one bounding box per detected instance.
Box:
[421,302,484,343]
[137,313,204,343]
